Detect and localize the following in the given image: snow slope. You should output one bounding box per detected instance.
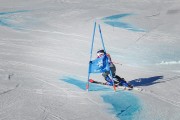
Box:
[0,0,180,120]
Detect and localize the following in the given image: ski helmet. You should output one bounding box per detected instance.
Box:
[97,49,105,57]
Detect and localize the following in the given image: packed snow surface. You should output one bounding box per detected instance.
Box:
[0,0,180,120]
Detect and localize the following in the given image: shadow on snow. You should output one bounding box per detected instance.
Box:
[129,76,164,87]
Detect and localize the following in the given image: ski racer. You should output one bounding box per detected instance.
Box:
[96,49,133,88]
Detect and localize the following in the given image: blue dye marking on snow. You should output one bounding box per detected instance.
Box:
[0,19,20,29]
[104,21,136,31]
[103,13,132,20]
[61,77,110,91]
[102,92,141,120]
[61,76,142,120]
[102,13,145,32]
[0,10,29,15]
[0,10,30,29]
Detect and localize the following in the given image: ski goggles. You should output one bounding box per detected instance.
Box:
[97,52,104,57]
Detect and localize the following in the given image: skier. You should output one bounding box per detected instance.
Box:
[96,49,133,88]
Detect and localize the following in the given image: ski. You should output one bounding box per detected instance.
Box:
[89,79,143,92]
[89,79,107,85]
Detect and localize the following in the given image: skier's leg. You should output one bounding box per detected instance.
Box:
[114,76,133,88]
[102,72,113,86]
[113,75,124,83]
[110,63,116,77]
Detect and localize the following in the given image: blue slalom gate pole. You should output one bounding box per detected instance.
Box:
[90,22,96,61]
[86,22,96,91]
[98,24,106,53]
[98,24,116,91]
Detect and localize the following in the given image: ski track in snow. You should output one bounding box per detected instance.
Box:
[0,58,86,80]
[1,0,180,120]
[0,84,19,96]
[36,77,102,106]
[137,88,180,108]
[20,28,88,39]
